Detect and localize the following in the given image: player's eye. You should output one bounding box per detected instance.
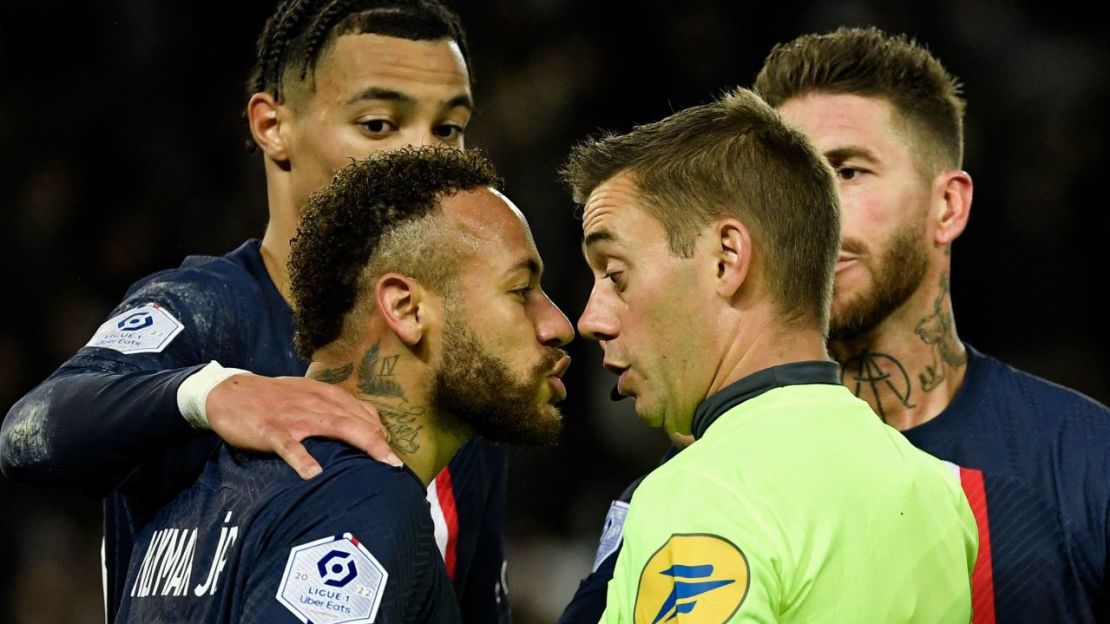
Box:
[433,123,465,143]
[836,166,866,181]
[512,286,534,301]
[359,119,398,137]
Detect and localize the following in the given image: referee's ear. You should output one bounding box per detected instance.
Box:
[712,218,753,302]
[375,273,429,346]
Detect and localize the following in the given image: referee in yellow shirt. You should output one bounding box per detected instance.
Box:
[562,87,977,623]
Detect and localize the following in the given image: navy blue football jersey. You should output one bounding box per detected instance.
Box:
[115,438,459,623]
[1,240,509,623]
[561,348,1109,623]
[903,345,1110,622]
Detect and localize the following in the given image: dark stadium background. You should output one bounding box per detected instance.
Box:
[1,1,1106,621]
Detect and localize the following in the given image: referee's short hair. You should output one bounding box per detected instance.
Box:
[562,87,840,333]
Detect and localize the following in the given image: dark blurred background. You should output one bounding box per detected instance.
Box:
[1,1,1107,622]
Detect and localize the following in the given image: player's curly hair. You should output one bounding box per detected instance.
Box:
[288,146,501,359]
[754,26,965,175]
[246,0,471,146]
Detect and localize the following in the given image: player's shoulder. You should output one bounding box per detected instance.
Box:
[123,240,266,308]
[255,445,434,584]
[970,345,1110,429]
[280,439,430,520]
[76,241,268,361]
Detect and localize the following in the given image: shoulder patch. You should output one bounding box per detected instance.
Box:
[277,533,388,624]
[86,303,184,354]
[634,533,749,624]
[593,500,629,572]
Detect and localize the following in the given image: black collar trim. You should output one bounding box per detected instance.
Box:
[692,361,840,439]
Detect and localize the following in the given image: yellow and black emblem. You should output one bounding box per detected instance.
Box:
[633,533,749,623]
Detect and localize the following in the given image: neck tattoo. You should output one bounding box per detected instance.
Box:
[840,349,916,422]
[310,342,425,454]
[914,271,967,391]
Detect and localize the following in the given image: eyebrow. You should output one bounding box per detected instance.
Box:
[581,229,616,257]
[823,146,881,166]
[347,87,475,113]
[507,257,542,279]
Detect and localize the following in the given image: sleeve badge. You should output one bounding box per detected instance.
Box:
[86,303,184,354]
[276,533,388,624]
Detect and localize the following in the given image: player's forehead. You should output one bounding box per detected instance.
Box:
[310,33,471,106]
[778,92,908,162]
[443,188,543,275]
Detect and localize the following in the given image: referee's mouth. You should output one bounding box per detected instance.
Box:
[603,362,631,401]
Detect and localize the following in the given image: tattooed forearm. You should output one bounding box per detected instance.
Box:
[379,404,425,454]
[311,363,353,385]
[841,349,916,422]
[357,343,406,399]
[914,271,967,391]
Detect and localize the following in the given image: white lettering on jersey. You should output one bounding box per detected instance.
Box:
[130,510,238,600]
[131,528,197,598]
[194,511,238,596]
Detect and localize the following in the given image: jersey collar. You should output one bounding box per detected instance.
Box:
[692,361,841,439]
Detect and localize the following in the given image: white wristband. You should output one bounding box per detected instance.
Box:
[177,361,252,429]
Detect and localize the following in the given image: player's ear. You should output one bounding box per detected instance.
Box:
[933,170,973,246]
[247,92,291,165]
[376,273,429,346]
[713,218,752,300]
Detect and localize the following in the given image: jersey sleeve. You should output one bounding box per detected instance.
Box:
[0,267,246,494]
[561,446,681,624]
[559,476,645,624]
[239,462,462,624]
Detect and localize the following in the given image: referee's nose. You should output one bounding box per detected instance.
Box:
[578,282,619,343]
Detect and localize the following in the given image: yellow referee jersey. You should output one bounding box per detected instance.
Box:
[602,362,977,623]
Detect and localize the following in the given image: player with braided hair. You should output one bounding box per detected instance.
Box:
[1,2,511,621]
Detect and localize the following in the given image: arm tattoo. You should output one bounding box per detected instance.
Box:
[914,271,968,391]
[310,363,353,385]
[357,343,406,400]
[379,404,425,453]
[841,349,916,422]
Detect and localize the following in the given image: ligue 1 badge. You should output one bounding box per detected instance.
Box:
[277,533,388,624]
[87,303,184,354]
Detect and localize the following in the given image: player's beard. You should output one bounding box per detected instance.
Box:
[431,312,564,446]
[830,222,928,342]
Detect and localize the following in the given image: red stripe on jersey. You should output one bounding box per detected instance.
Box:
[961,467,996,624]
[434,467,459,579]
